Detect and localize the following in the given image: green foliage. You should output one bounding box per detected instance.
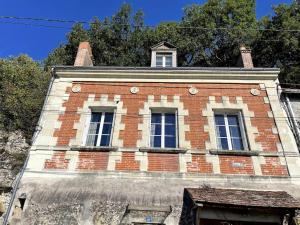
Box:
[181,0,257,66]
[0,55,50,140]
[44,1,300,83]
[253,0,300,83]
[44,1,257,67]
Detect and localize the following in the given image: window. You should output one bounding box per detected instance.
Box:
[156,53,172,67]
[214,113,246,150]
[150,113,177,148]
[86,112,114,146]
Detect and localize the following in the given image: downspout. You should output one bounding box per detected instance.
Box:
[2,67,56,225]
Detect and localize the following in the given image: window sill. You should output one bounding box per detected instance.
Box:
[70,146,118,152]
[139,147,187,154]
[209,149,259,156]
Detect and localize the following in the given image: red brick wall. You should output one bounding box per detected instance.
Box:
[187,155,213,173]
[219,156,254,175]
[115,152,140,171]
[48,82,286,176]
[53,82,279,152]
[44,151,69,170]
[261,157,288,176]
[76,151,109,171]
[148,153,179,172]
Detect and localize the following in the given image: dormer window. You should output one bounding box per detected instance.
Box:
[151,41,177,68]
[156,53,172,68]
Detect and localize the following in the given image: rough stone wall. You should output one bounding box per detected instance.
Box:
[0,130,29,223]
[10,175,300,225]
[0,192,11,223]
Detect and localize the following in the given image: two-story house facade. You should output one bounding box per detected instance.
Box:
[6,42,300,225]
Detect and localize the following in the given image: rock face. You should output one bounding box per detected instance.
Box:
[0,130,29,223]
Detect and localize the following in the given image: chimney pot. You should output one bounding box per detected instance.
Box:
[238,45,254,69]
[74,41,93,67]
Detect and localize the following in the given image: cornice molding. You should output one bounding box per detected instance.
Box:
[55,67,279,81]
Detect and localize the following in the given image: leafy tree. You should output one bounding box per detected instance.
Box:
[44,0,299,83]
[253,0,300,83]
[0,55,50,140]
[44,45,69,68]
[181,0,257,66]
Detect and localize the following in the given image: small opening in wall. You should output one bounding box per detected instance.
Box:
[18,197,26,210]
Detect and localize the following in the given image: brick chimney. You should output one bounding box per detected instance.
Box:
[238,45,254,69]
[74,42,93,67]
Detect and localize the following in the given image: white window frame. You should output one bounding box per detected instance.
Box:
[156,54,172,68]
[84,110,115,147]
[149,110,178,148]
[214,111,248,151]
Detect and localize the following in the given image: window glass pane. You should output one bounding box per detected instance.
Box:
[165,56,172,67]
[165,136,176,148]
[100,134,111,146]
[150,135,161,147]
[165,113,175,124]
[86,135,98,146]
[156,56,163,62]
[216,126,227,138]
[91,112,102,122]
[232,138,244,150]
[104,112,114,122]
[227,115,239,126]
[165,124,176,135]
[151,113,162,123]
[229,126,241,138]
[215,115,225,125]
[156,56,163,67]
[151,123,161,135]
[218,138,229,150]
[102,123,112,135]
[87,123,100,135]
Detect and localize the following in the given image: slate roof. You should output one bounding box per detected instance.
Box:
[186,187,300,209]
[54,65,280,72]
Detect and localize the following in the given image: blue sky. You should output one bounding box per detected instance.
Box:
[0,0,292,61]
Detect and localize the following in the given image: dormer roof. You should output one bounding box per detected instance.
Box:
[151,41,177,50]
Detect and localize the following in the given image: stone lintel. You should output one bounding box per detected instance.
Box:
[139,147,188,154]
[209,150,259,156]
[70,146,118,152]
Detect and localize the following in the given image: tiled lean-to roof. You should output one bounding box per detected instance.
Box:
[186,187,300,209]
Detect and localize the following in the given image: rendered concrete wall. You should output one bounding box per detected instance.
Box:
[10,173,300,225]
